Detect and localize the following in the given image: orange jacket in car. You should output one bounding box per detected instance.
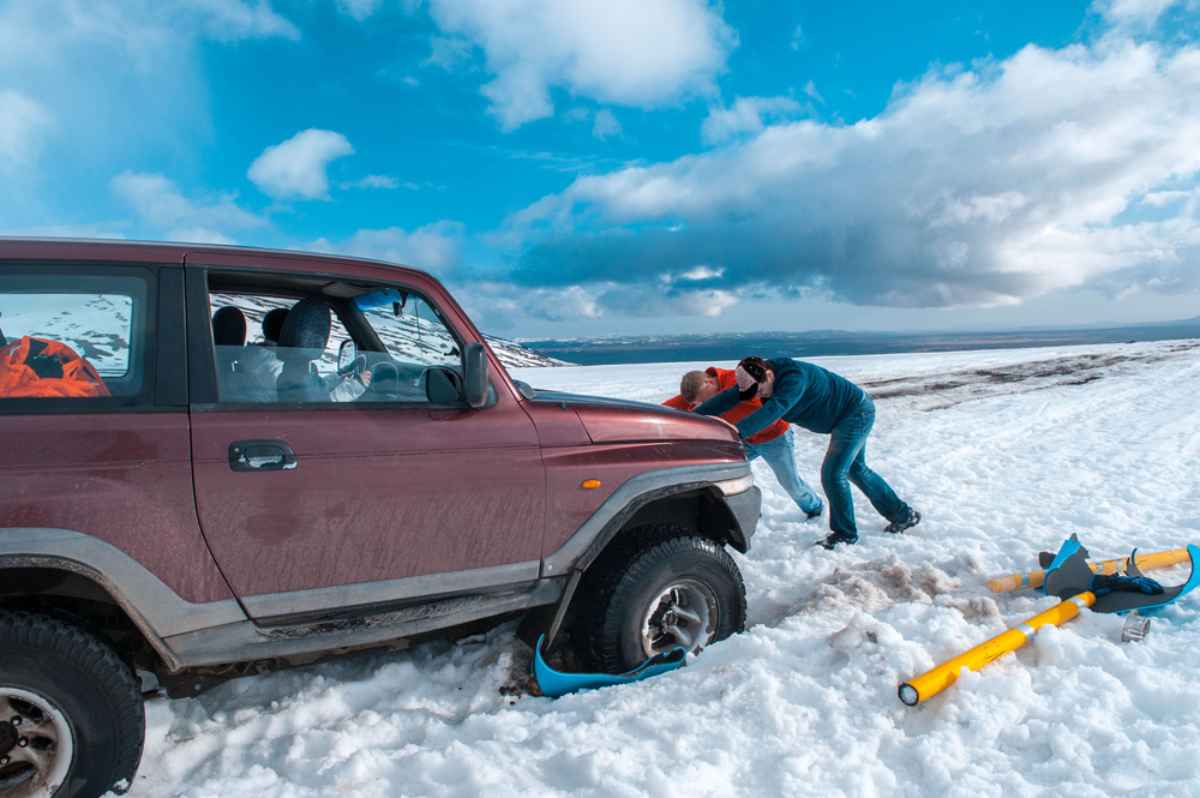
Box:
[0,336,111,399]
[663,366,788,445]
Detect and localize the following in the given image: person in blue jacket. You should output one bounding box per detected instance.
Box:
[696,356,920,549]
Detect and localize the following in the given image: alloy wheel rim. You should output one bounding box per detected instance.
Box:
[0,688,75,798]
[639,578,719,658]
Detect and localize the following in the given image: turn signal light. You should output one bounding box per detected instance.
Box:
[581,479,602,490]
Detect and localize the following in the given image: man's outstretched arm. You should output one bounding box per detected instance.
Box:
[732,370,806,439]
[695,386,742,418]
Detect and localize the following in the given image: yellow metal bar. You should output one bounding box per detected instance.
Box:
[986,547,1190,594]
[898,592,1095,706]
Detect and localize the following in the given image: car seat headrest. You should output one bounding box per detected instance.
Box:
[212,306,247,347]
[262,307,289,344]
[278,297,332,352]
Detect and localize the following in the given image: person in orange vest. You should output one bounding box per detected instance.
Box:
[0,336,111,398]
[665,367,823,519]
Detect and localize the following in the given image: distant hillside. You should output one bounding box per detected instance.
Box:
[523,319,1200,366]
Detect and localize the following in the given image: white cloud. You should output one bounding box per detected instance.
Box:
[181,0,299,41]
[424,36,475,70]
[1142,189,1195,206]
[426,0,736,130]
[506,37,1200,312]
[0,1,298,60]
[0,0,299,209]
[701,96,804,145]
[592,109,622,140]
[678,265,725,281]
[1094,0,1184,28]
[336,0,383,21]
[0,223,126,239]
[0,90,52,169]
[248,129,355,200]
[165,227,237,245]
[790,23,806,51]
[342,174,402,190]
[317,221,466,274]
[112,171,265,242]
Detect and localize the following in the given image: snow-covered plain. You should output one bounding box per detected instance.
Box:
[129,340,1200,798]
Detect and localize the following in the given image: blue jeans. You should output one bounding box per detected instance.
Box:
[821,397,910,540]
[745,428,824,516]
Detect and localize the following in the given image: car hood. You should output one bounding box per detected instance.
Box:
[530,389,739,444]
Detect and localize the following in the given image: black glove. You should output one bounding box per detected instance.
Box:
[1091,574,1163,596]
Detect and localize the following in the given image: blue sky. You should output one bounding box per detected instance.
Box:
[2,0,1198,337]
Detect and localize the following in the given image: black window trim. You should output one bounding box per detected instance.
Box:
[0,261,182,416]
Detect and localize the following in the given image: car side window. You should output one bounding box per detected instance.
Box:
[206,283,465,406]
[208,291,356,404]
[362,295,461,368]
[0,273,149,404]
[351,292,465,404]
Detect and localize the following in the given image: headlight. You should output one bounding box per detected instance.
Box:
[716,474,755,496]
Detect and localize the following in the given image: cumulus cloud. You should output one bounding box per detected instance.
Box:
[0,1,298,60]
[425,35,475,70]
[701,96,805,145]
[180,0,299,41]
[248,129,355,200]
[112,171,265,243]
[504,37,1200,314]
[165,227,237,245]
[336,0,383,22]
[316,221,466,274]
[592,109,622,140]
[341,174,403,190]
[0,0,299,208]
[471,283,602,326]
[1094,0,1185,28]
[425,0,736,129]
[0,90,52,169]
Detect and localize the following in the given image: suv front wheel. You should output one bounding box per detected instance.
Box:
[0,612,144,798]
[582,531,747,673]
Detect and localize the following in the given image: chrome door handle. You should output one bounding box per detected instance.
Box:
[228,440,298,472]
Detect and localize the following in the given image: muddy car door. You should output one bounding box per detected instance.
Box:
[183,254,546,621]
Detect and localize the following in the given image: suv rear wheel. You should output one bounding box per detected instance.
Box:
[0,612,144,798]
[581,529,747,673]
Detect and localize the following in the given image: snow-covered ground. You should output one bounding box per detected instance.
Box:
[129,339,1200,797]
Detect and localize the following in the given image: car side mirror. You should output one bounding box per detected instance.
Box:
[336,339,357,374]
[464,342,489,409]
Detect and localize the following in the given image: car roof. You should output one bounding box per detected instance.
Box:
[0,237,432,283]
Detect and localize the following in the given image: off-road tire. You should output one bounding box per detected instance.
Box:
[578,527,746,673]
[0,611,144,797]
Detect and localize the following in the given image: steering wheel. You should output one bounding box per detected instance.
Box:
[337,353,368,379]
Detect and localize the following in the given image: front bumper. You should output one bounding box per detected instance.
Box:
[724,486,762,549]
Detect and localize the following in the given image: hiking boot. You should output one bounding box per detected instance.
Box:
[804,504,824,521]
[885,509,921,534]
[817,531,858,550]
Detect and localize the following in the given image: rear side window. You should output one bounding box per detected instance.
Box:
[0,273,150,404]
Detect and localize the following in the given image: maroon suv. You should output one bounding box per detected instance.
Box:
[0,238,760,797]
